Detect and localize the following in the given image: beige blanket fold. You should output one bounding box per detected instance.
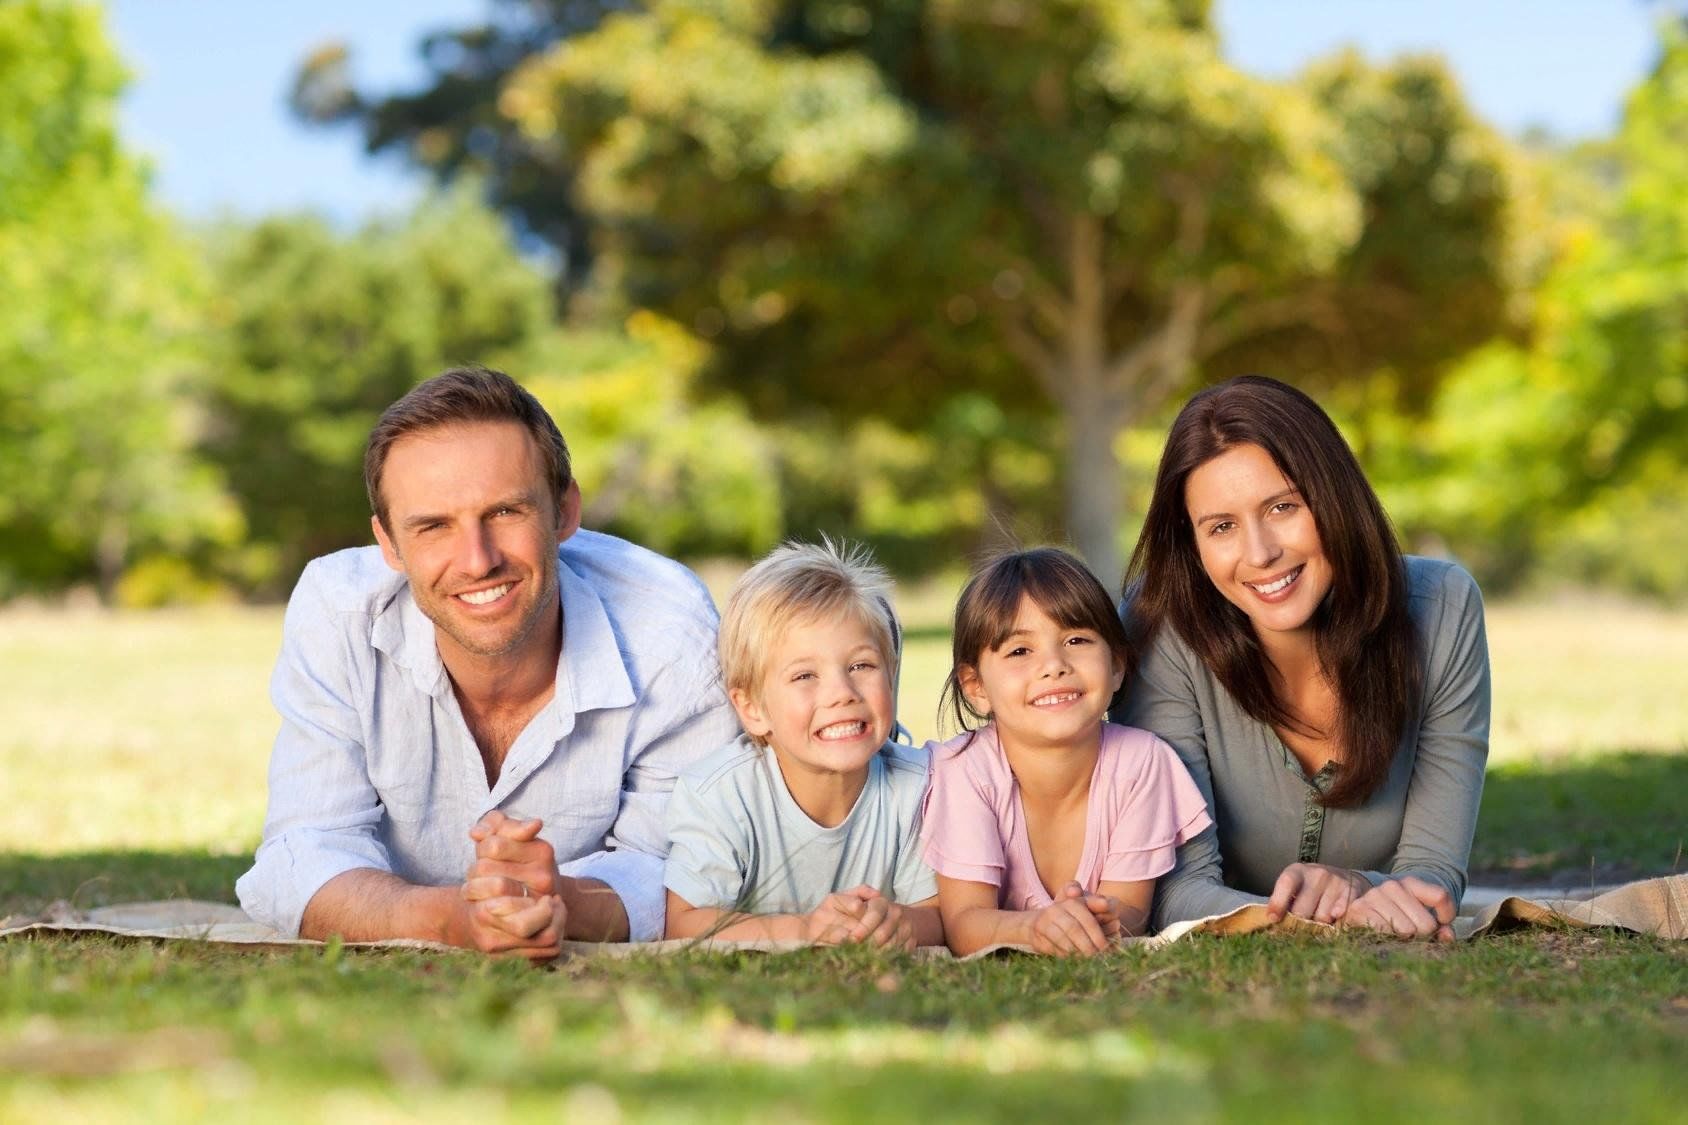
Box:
[3,875,1682,957]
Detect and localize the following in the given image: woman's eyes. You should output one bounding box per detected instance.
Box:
[1207,520,1235,536]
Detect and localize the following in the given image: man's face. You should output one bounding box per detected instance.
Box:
[372,421,579,669]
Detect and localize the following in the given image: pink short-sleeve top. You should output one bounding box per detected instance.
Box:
[919,721,1213,910]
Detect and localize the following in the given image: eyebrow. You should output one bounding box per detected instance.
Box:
[398,493,538,532]
[1192,486,1301,527]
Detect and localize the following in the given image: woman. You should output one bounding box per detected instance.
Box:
[1115,375,1489,940]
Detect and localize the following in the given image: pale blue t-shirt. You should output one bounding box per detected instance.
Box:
[663,736,938,915]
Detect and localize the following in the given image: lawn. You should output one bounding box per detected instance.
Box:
[2,595,1685,1121]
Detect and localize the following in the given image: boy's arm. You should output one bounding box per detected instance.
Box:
[904,896,945,947]
[665,890,866,943]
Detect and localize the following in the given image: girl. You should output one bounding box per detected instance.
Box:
[921,548,1212,956]
[1117,375,1489,941]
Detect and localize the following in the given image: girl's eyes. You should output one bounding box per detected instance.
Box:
[1064,634,1094,646]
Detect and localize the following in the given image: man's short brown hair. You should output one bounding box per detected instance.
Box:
[364,366,571,531]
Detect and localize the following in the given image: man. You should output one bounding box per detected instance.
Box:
[235,366,739,956]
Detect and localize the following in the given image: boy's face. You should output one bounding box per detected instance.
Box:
[730,611,895,782]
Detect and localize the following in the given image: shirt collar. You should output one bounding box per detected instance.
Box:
[369,550,638,722]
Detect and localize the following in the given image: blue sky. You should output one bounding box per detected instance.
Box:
[107,0,1668,225]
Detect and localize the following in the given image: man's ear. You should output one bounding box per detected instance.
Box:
[555,480,583,545]
[728,686,772,740]
[372,515,404,573]
[957,664,990,716]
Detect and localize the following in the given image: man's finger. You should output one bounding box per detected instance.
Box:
[493,814,544,841]
[463,875,534,902]
[469,809,509,841]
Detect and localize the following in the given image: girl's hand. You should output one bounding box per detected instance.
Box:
[1342,876,1455,942]
[1029,885,1112,956]
[1265,862,1372,924]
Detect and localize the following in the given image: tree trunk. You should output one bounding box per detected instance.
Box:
[1062,380,1128,587]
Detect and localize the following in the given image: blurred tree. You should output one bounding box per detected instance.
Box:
[1371,21,1687,596]
[354,0,1525,577]
[289,0,638,282]
[201,187,555,594]
[0,0,237,600]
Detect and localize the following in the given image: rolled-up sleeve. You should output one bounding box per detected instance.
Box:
[565,661,739,941]
[235,570,393,937]
[1359,565,1490,903]
[1116,630,1262,929]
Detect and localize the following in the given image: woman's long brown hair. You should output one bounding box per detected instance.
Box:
[1124,376,1421,808]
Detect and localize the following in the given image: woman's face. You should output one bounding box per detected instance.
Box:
[1183,442,1332,645]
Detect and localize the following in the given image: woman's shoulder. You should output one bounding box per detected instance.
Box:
[1403,555,1485,636]
[1405,555,1482,603]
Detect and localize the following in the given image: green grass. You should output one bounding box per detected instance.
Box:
[3,599,1687,1120]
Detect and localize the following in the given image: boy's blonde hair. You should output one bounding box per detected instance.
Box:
[719,538,898,715]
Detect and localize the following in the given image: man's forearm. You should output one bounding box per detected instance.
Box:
[299,869,461,944]
[559,876,630,942]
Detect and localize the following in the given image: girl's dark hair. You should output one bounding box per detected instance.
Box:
[940,547,1134,736]
[1124,375,1420,808]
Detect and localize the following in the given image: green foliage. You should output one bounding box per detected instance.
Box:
[0,0,238,599]
[489,0,1524,575]
[200,187,555,594]
[1362,27,1688,598]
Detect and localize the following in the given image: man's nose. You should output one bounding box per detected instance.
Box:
[459,522,502,577]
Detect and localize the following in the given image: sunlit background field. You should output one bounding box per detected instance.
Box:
[4,590,1684,859]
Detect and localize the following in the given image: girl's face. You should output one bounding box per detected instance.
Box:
[959,594,1124,752]
[1183,442,1332,644]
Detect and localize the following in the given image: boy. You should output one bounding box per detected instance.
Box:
[663,540,942,948]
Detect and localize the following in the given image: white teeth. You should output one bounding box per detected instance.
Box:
[1032,692,1080,707]
[1248,567,1301,595]
[816,721,866,740]
[458,583,511,606]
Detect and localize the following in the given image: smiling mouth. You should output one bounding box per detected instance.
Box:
[1245,566,1303,597]
[815,720,868,741]
[457,582,513,606]
[1030,691,1081,708]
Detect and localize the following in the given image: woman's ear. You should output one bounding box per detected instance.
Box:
[729,686,772,740]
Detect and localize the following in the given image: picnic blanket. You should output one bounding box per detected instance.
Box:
[3,875,1682,957]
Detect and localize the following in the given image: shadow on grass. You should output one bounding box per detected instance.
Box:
[1472,750,1687,882]
[0,849,247,916]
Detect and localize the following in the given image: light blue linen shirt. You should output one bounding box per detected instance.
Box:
[235,529,739,942]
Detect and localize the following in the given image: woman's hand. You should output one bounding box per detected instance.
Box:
[1342,876,1455,942]
[1265,863,1372,925]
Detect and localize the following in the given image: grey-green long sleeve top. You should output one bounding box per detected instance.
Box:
[1114,557,1490,930]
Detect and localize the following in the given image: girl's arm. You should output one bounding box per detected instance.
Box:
[903,896,945,948]
[1094,879,1154,938]
[936,875,1112,956]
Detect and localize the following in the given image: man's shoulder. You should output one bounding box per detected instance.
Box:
[561,530,720,639]
[289,547,406,621]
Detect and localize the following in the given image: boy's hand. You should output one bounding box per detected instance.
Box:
[1028,884,1111,956]
[804,890,869,945]
[842,885,917,951]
